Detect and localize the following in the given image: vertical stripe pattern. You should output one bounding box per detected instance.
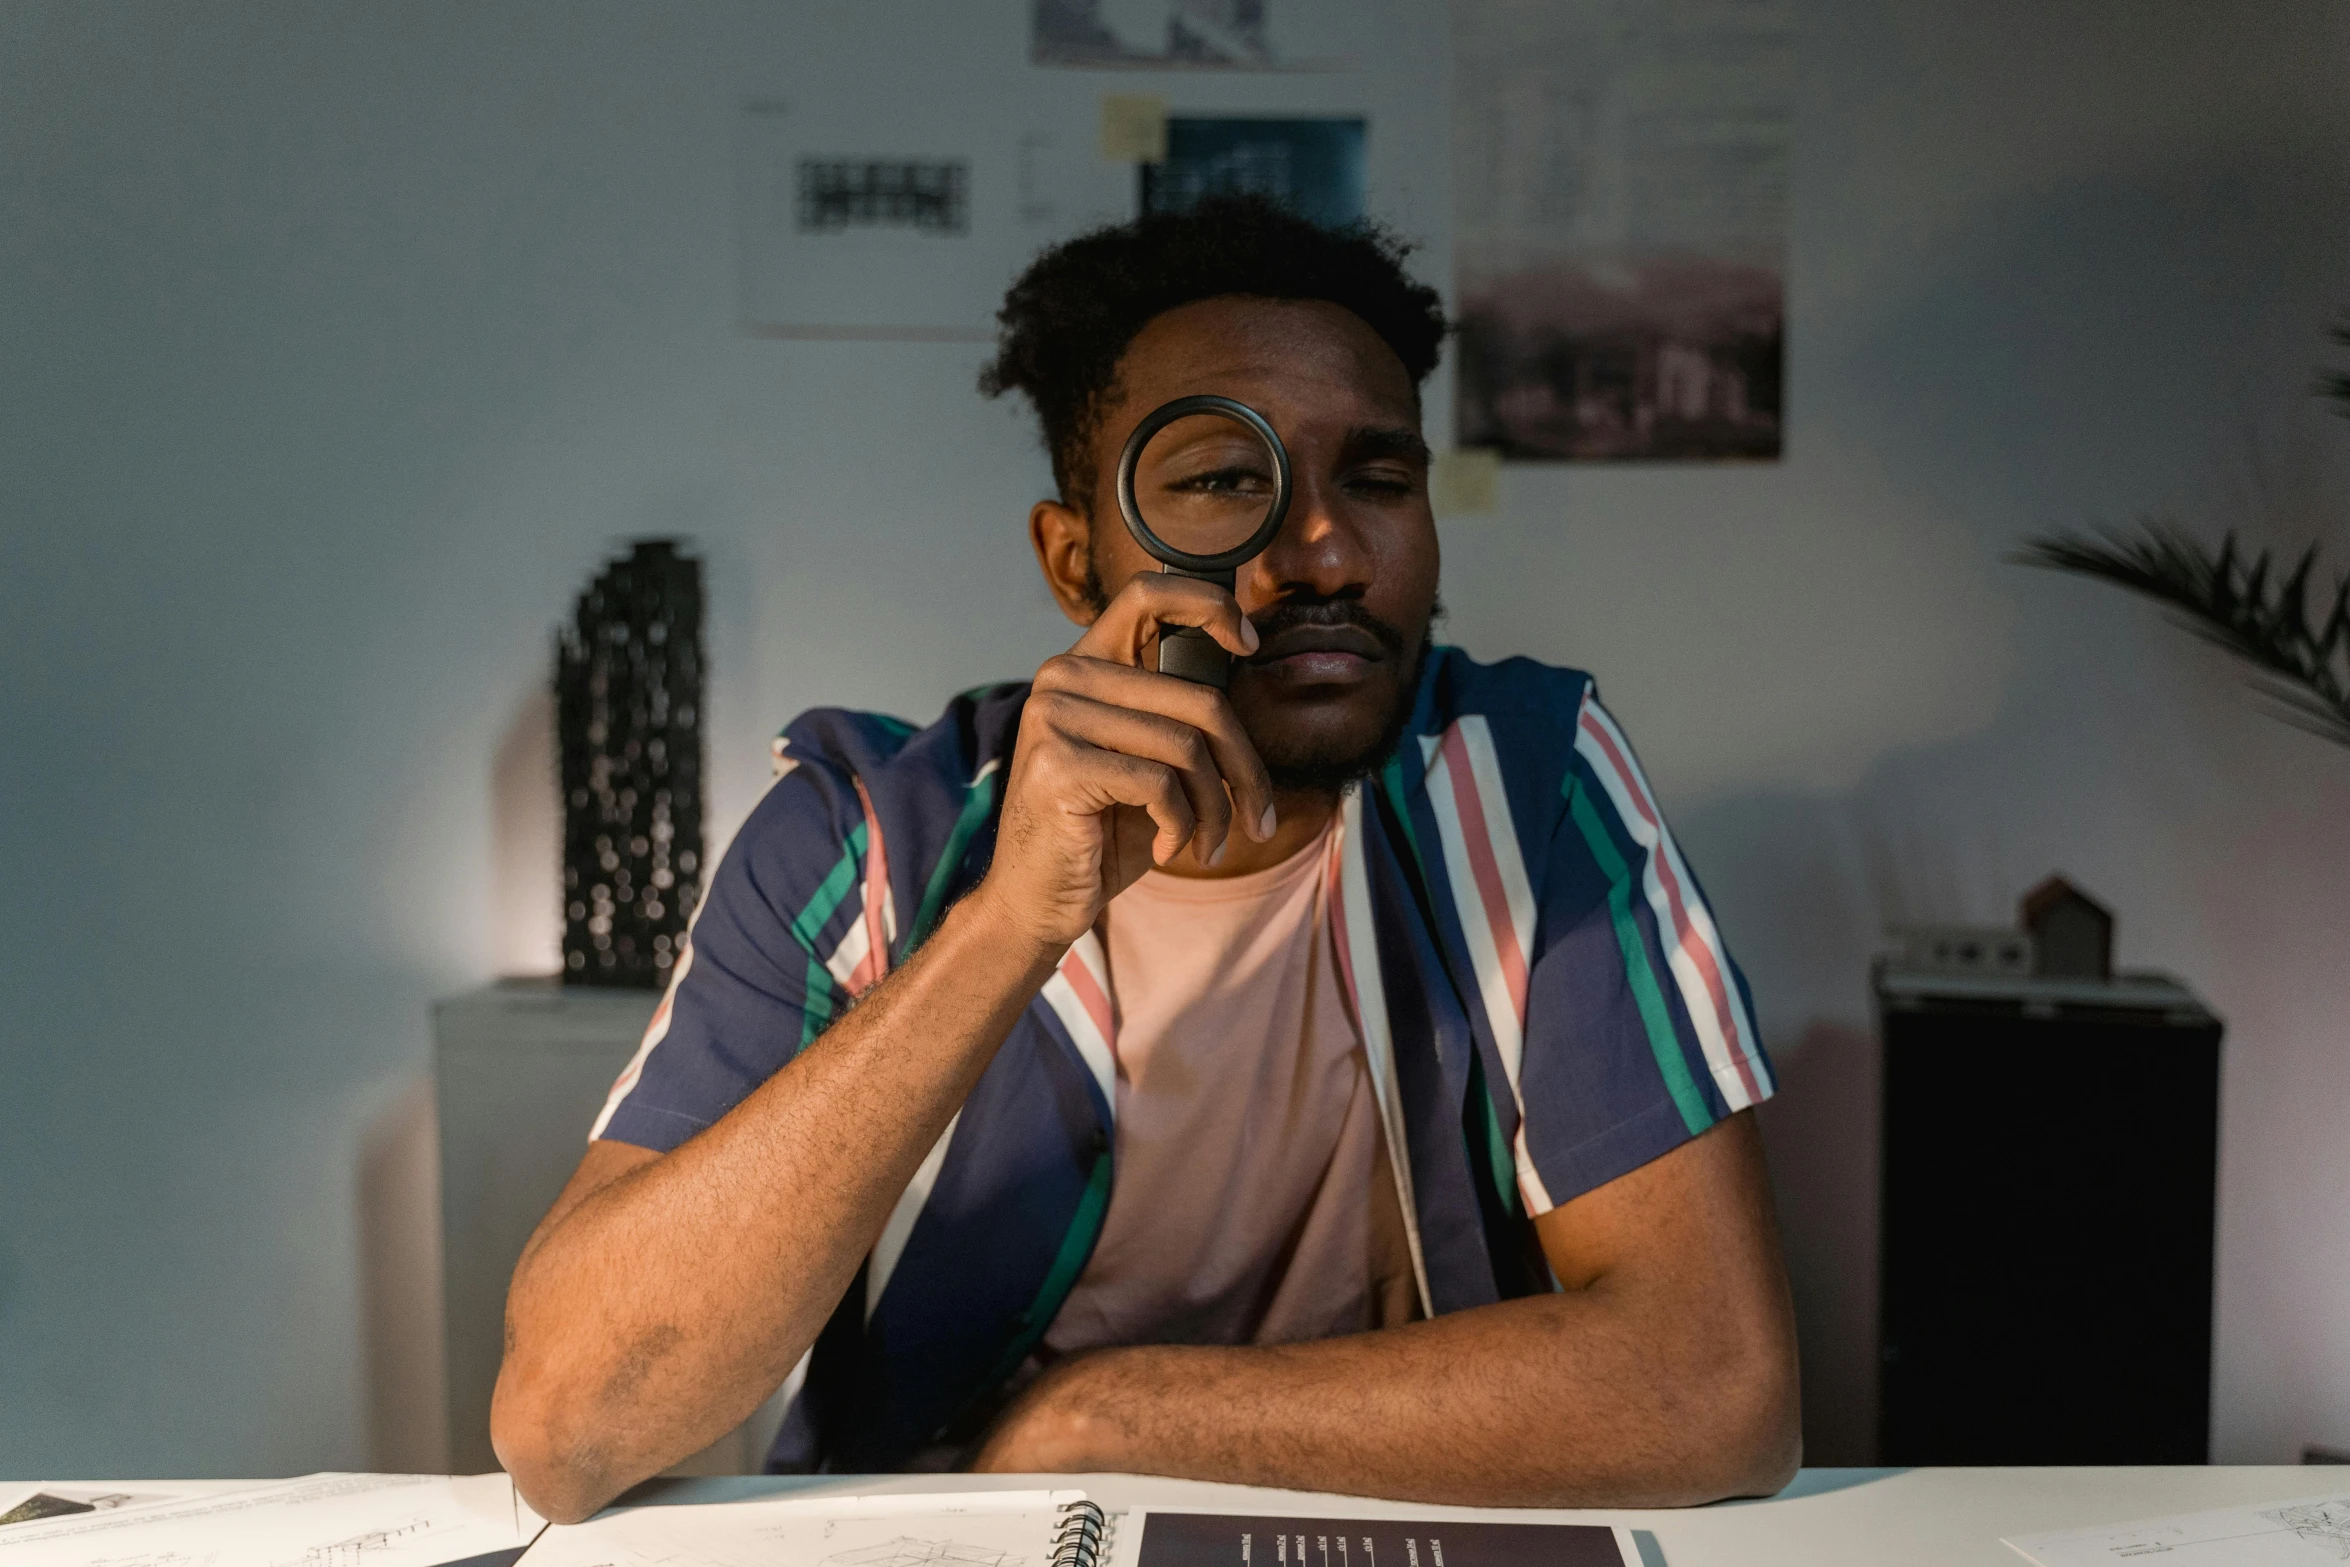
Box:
[588,939,695,1141]
[1331,788,1435,1318]
[1572,695,1771,1110]
[1420,717,1554,1214]
[1038,930,1119,1114]
[867,1110,961,1321]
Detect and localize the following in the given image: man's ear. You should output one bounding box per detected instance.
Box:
[1029,499,1101,626]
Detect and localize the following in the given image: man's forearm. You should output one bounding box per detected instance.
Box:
[493,888,1062,1523]
[976,1285,1798,1506]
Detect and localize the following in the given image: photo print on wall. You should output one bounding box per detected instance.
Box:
[1035,0,1280,69]
[1032,0,1361,71]
[1452,0,1791,461]
[1140,117,1366,229]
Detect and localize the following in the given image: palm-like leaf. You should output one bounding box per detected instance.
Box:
[2325,313,2350,420]
[2013,524,2350,750]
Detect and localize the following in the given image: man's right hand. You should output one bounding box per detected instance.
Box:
[976,573,1279,951]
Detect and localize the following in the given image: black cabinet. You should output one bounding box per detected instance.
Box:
[1876,967,2222,1464]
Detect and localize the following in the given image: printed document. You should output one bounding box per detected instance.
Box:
[2006,1491,2350,1564]
[524,1489,1093,1567]
[0,1472,543,1567]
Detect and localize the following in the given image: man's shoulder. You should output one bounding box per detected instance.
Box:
[1398,649,1613,853]
[771,682,1032,789]
[732,683,1033,863]
[1421,645,1596,725]
[1417,646,1598,765]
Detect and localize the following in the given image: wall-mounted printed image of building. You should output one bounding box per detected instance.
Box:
[1456,258,1783,461]
[1452,0,1792,462]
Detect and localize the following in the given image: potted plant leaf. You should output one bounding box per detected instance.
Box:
[2014,313,2350,750]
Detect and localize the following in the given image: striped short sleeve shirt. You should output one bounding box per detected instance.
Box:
[591,647,1773,1470]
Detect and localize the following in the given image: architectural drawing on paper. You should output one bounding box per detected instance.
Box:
[280,1518,433,1567]
[797,161,971,235]
[2262,1500,2350,1560]
[821,1536,1027,1567]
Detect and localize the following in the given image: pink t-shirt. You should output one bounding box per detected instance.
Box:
[1041,819,1420,1357]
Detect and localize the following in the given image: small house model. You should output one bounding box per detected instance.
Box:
[2020,875,2115,982]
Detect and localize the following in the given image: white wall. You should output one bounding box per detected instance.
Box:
[2,0,2344,1477]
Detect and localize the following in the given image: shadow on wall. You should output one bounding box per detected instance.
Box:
[1643,145,2350,1464]
[363,676,564,1472]
[492,685,562,980]
[358,1076,450,1473]
[1754,1023,1882,1467]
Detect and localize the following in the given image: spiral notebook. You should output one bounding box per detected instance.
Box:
[1122,1509,1640,1567]
[521,1489,1111,1567]
[521,1490,1640,1567]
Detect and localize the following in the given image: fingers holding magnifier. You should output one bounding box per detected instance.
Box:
[1074,573,1259,667]
[1032,655,1277,852]
[1027,691,1236,866]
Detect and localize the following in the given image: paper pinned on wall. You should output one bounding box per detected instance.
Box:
[1099,95,1170,163]
[1138,117,1366,229]
[1034,0,1342,71]
[738,104,1132,340]
[1452,0,1792,462]
[1430,448,1501,515]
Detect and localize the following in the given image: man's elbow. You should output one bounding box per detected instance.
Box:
[491,1359,619,1527]
[1695,1335,1802,1502]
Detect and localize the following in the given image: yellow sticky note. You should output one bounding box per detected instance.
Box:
[1100,94,1169,163]
[1431,448,1501,514]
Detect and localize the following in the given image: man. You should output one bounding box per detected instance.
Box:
[493,198,1799,1525]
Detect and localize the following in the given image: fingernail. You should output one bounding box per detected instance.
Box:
[1258,804,1278,839]
[1241,619,1260,652]
[1208,838,1228,868]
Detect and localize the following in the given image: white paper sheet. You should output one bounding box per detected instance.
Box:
[0,1473,544,1567]
[2005,1491,2350,1565]
[525,1489,1088,1567]
[0,1486,210,1531]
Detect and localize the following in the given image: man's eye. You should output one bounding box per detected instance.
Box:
[1173,467,1270,494]
[1349,470,1418,497]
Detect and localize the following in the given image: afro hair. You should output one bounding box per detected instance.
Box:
[979,195,1448,507]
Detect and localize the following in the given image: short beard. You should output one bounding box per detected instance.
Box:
[1250,595,1434,795]
[1080,545,1438,796]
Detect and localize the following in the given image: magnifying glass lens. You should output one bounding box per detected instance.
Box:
[1130,411,1283,562]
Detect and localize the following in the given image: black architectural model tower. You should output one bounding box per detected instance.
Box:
[556,540,704,988]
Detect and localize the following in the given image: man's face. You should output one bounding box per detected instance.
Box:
[1036,296,1441,793]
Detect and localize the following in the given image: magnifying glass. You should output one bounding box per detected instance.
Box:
[1115,394,1293,688]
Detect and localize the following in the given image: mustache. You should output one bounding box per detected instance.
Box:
[1244,596,1413,661]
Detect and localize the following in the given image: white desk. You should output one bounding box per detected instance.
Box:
[23,1469,2333,1564]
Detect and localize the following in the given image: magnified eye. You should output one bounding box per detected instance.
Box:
[1170,464,1273,495]
[1134,418,1284,558]
[1116,393,1293,688]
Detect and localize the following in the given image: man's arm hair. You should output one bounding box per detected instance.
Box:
[490,888,1062,1524]
[492,572,1276,1525]
[970,1110,1801,1505]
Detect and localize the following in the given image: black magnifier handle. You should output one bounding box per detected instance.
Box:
[1155,565,1239,687]
[1113,394,1293,690]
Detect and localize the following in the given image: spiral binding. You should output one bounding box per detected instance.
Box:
[1050,1499,1108,1567]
